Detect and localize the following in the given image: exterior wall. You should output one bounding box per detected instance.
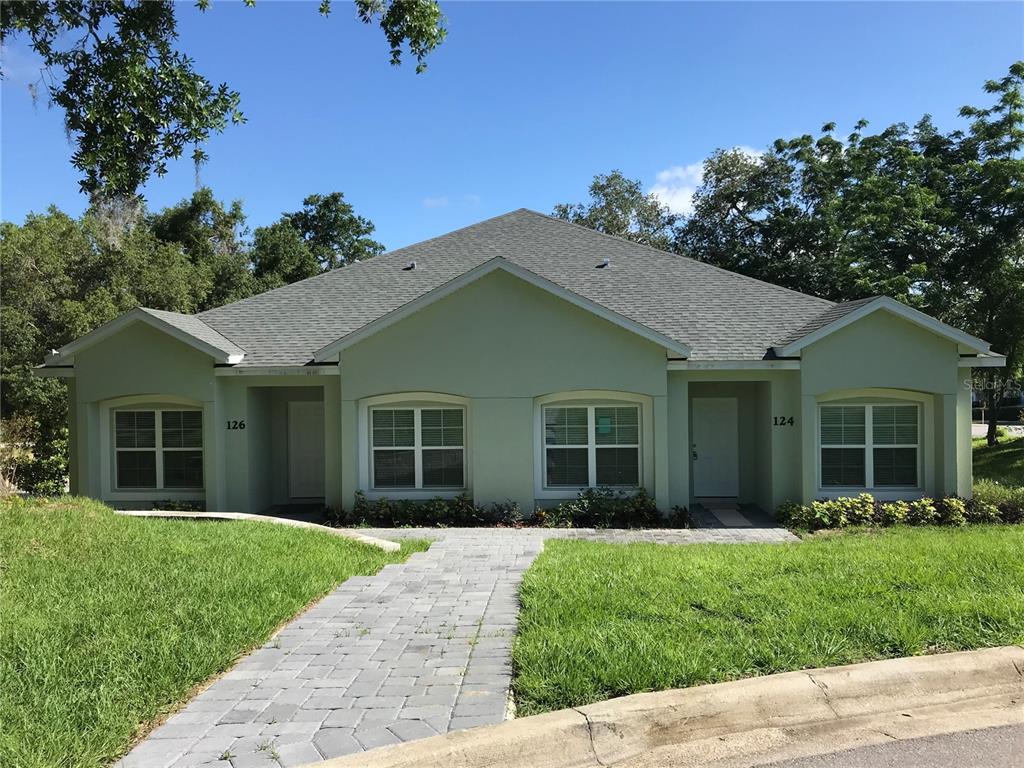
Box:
[799,310,968,501]
[62,288,976,516]
[72,322,217,508]
[339,269,669,511]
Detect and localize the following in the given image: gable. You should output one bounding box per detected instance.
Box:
[340,268,669,400]
[773,297,990,358]
[47,307,244,366]
[74,321,216,403]
[801,310,961,395]
[315,258,690,362]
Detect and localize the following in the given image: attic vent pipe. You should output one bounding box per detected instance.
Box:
[596,258,610,269]
[402,260,417,271]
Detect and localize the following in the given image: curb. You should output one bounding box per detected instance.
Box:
[302,646,1024,768]
[115,510,402,552]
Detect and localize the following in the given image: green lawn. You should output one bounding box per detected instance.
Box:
[512,527,1024,715]
[973,434,1024,487]
[0,497,426,768]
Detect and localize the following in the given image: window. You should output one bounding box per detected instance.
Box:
[544,405,640,488]
[371,407,465,489]
[819,404,919,489]
[114,409,203,490]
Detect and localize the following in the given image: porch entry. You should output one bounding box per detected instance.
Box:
[288,400,325,498]
[691,397,739,497]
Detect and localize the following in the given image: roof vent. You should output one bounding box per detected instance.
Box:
[402,260,417,271]
[596,258,610,269]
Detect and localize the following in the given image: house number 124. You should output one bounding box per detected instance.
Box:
[773,416,795,426]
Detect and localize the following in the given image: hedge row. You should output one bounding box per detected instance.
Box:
[327,488,691,529]
[777,488,1023,531]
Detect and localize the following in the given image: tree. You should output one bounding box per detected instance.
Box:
[922,63,1024,444]
[552,170,676,250]
[148,187,253,309]
[250,221,319,290]
[0,0,446,201]
[281,192,385,270]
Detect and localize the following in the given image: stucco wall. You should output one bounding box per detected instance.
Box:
[339,269,669,510]
[798,310,968,501]
[72,321,217,507]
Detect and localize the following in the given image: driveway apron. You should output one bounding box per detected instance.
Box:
[117,526,796,768]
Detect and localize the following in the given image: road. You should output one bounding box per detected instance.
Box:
[765,724,1024,768]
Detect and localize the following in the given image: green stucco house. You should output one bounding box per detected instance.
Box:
[38,209,1005,515]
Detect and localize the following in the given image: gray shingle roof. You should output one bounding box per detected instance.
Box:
[141,308,246,359]
[198,209,835,366]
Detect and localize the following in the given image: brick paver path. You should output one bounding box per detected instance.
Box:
[118,526,796,768]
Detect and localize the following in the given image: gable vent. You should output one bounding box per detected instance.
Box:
[596,258,610,269]
[402,261,417,271]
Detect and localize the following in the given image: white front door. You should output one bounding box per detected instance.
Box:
[692,397,739,497]
[288,401,325,499]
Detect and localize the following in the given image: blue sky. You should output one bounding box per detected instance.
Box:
[2,1,1021,249]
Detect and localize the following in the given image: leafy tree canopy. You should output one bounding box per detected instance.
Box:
[552,170,676,251]
[0,0,446,201]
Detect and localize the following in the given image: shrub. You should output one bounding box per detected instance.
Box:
[973,479,1024,524]
[775,501,806,526]
[541,488,660,528]
[906,498,938,525]
[967,498,1001,524]
[936,497,968,527]
[668,506,693,529]
[810,500,846,529]
[877,500,910,526]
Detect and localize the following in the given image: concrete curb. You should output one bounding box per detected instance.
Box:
[302,646,1024,768]
[115,510,402,552]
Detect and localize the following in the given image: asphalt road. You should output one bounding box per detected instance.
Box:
[764,724,1024,768]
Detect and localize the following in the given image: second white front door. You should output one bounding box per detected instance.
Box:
[288,401,325,499]
[692,397,739,497]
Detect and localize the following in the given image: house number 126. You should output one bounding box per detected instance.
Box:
[773,416,795,426]
[226,420,246,430]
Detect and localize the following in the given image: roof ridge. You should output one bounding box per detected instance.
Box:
[517,208,835,309]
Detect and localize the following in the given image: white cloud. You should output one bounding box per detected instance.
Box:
[649,146,763,216]
[422,196,449,209]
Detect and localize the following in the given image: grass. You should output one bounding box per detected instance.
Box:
[0,496,427,768]
[512,527,1024,715]
[973,434,1024,487]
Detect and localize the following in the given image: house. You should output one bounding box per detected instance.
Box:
[37,209,1006,515]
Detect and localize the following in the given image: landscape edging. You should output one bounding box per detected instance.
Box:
[301,645,1024,768]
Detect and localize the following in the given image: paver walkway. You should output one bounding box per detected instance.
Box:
[118,526,797,768]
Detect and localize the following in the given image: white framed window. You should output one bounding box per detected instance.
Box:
[114,409,204,490]
[819,403,919,490]
[543,404,641,489]
[370,406,465,490]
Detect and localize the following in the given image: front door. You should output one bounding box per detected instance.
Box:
[288,401,325,499]
[692,397,739,497]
